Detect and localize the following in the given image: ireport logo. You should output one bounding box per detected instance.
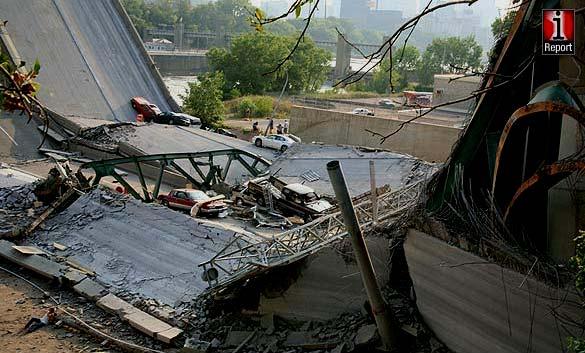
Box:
[542,9,575,55]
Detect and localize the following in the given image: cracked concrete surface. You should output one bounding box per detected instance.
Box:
[28,188,254,306]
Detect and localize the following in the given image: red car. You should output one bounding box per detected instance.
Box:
[158,188,228,217]
[130,96,161,121]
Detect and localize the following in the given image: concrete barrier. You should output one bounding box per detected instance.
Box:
[289,106,461,162]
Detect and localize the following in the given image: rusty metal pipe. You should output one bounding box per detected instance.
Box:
[327,160,397,351]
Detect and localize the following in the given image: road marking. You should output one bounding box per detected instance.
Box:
[0,126,18,146]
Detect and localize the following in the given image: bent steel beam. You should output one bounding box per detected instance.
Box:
[504,160,585,221]
[491,82,585,196]
[80,149,271,201]
[491,102,585,194]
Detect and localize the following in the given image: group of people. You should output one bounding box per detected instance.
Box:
[252,118,289,135]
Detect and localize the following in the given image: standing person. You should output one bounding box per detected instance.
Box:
[276,123,283,134]
[283,120,289,134]
[265,117,274,135]
[252,121,259,133]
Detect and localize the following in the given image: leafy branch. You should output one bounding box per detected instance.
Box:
[0,55,51,146]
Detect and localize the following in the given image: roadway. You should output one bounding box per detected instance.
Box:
[0,0,175,122]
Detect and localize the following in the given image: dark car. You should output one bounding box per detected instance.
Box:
[200,125,238,138]
[154,112,191,126]
[130,96,161,121]
[216,128,237,138]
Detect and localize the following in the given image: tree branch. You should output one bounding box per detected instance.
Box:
[366,51,536,143]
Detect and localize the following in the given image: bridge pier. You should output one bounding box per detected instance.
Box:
[174,20,184,51]
[334,33,352,81]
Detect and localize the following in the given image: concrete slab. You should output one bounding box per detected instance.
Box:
[97,293,139,317]
[0,0,174,122]
[0,240,66,280]
[73,278,108,300]
[28,189,253,306]
[259,237,391,321]
[404,229,585,353]
[125,310,173,337]
[155,327,183,344]
[61,269,87,286]
[269,144,437,197]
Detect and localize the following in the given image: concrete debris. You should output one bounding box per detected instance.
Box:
[353,324,378,346]
[52,242,67,251]
[12,245,46,255]
[0,184,38,210]
[0,239,67,280]
[73,278,108,301]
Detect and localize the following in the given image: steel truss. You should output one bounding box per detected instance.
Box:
[80,149,271,202]
[199,180,424,291]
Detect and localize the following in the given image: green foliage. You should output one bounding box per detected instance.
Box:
[417,36,483,86]
[208,32,331,95]
[569,337,585,353]
[235,96,273,118]
[225,87,241,100]
[252,96,273,117]
[569,233,585,352]
[237,97,256,118]
[265,17,384,47]
[122,0,253,34]
[368,59,401,93]
[491,11,517,40]
[182,71,225,127]
[392,45,420,89]
[571,232,585,295]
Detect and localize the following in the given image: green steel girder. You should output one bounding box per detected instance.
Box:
[80,149,271,202]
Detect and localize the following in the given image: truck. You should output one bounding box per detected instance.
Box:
[233,176,334,221]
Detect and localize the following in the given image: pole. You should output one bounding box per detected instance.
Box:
[327,161,397,351]
[370,160,379,224]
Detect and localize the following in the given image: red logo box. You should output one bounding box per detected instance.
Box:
[543,9,575,55]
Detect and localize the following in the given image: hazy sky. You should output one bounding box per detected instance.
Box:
[251,0,514,14]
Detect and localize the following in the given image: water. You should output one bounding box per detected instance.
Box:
[162,76,198,106]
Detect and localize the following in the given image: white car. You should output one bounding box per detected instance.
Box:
[352,108,375,116]
[253,134,297,152]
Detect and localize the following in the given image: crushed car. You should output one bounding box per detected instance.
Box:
[157,188,228,218]
[233,176,333,222]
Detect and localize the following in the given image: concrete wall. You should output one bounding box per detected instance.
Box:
[289,106,461,162]
[433,74,481,111]
[404,230,583,353]
[149,52,209,76]
[259,237,391,321]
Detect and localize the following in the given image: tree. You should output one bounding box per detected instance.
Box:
[417,36,483,86]
[491,11,517,40]
[208,32,331,95]
[392,45,420,89]
[367,59,401,93]
[182,71,225,127]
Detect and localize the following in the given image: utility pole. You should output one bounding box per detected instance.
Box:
[327,160,398,351]
[370,160,379,224]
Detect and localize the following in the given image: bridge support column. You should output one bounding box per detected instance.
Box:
[335,33,352,81]
[174,21,184,51]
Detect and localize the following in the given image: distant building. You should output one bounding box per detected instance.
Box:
[339,0,369,22]
[260,0,288,17]
[378,0,418,18]
[144,38,175,51]
[432,74,481,112]
[339,0,402,32]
